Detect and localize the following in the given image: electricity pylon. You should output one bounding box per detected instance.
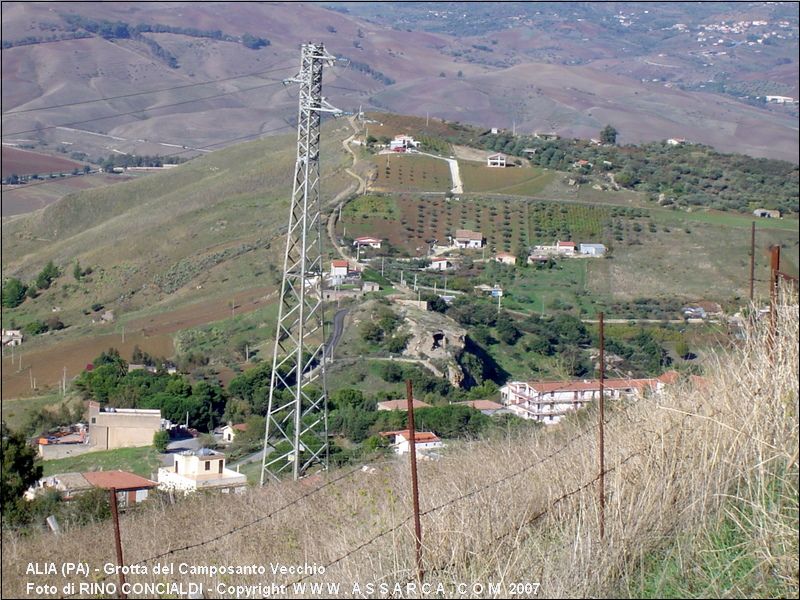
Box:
[260,43,341,483]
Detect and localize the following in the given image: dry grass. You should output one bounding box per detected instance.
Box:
[2,293,797,598]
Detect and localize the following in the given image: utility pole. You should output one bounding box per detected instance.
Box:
[381,257,385,277]
[406,380,424,582]
[62,366,67,397]
[261,43,341,484]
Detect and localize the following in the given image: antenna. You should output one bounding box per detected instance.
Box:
[261,43,341,483]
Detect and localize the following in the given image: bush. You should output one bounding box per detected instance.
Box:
[153,430,170,452]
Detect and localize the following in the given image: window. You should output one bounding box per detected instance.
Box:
[91,417,96,424]
[218,460,223,474]
[205,461,210,471]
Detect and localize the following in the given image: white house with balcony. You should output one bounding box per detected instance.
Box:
[499,372,678,425]
[353,236,382,249]
[487,153,507,167]
[157,448,247,494]
[2,329,23,346]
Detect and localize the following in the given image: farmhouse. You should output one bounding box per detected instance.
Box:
[221,423,248,443]
[765,95,796,104]
[25,471,157,507]
[380,430,443,455]
[556,240,576,255]
[2,329,23,346]
[487,153,507,168]
[494,252,517,266]
[452,229,484,249]
[579,243,606,257]
[428,257,452,271]
[353,236,382,249]
[534,132,560,141]
[753,208,780,219]
[666,138,686,146]
[330,259,349,279]
[87,402,164,452]
[499,372,678,424]
[157,448,247,495]
[389,135,420,151]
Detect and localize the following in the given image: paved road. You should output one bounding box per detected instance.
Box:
[327,308,349,360]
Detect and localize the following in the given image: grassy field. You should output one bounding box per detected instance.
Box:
[370,154,452,193]
[40,446,162,478]
[0,392,68,431]
[342,194,399,220]
[460,161,554,195]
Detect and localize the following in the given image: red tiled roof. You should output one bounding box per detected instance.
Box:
[355,236,381,242]
[454,229,483,241]
[496,252,515,258]
[82,470,157,490]
[557,240,575,247]
[657,370,680,384]
[377,399,432,411]
[431,257,449,263]
[523,378,658,393]
[380,430,441,443]
[331,260,349,268]
[232,423,248,431]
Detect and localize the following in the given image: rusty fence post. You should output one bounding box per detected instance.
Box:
[598,312,605,541]
[406,379,424,582]
[109,488,127,599]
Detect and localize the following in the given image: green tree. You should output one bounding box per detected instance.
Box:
[73,260,83,281]
[1,421,43,524]
[153,429,170,452]
[35,260,60,290]
[2,278,27,308]
[600,125,618,145]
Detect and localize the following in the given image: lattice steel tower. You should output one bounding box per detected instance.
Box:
[260,43,341,483]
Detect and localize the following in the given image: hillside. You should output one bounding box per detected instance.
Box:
[1,1,798,165]
[2,296,797,598]
[0,119,354,398]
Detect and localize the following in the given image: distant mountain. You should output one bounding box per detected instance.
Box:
[2,1,798,163]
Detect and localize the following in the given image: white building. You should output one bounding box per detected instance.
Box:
[1,329,23,346]
[495,252,517,266]
[221,423,247,443]
[452,229,484,249]
[330,259,349,279]
[487,153,507,168]
[353,236,382,249]
[428,257,452,271]
[579,243,607,257]
[380,430,444,455]
[389,135,421,150]
[499,372,678,425]
[556,240,576,255]
[666,138,686,145]
[157,448,247,495]
[765,95,796,104]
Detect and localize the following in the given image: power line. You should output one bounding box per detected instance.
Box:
[2,64,297,116]
[2,78,289,138]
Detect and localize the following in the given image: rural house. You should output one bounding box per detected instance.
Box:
[494,252,517,266]
[487,153,507,168]
[452,229,484,249]
[26,471,157,507]
[579,243,607,257]
[330,259,349,279]
[157,448,247,495]
[389,135,420,151]
[87,402,164,452]
[221,423,248,443]
[428,257,452,271]
[380,430,444,455]
[1,329,23,346]
[353,236,382,249]
[556,240,576,255]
